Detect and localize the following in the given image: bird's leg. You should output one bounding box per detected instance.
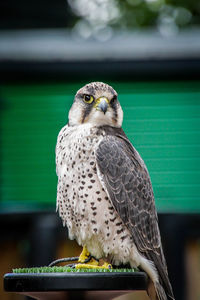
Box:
[76,246,112,270]
[48,246,112,269]
[76,245,99,268]
[78,245,91,263]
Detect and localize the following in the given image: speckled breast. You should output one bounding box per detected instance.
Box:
[56,124,135,264]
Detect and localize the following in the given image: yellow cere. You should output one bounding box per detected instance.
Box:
[94,97,109,108]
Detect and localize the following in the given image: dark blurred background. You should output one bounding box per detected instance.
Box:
[0,0,200,300]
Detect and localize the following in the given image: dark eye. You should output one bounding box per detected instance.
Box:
[83,94,94,104]
[110,95,117,104]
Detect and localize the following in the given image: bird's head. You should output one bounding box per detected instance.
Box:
[68,82,123,128]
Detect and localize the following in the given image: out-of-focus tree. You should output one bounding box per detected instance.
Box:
[67,0,200,39]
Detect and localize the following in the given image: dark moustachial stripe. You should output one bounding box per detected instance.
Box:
[111,101,118,124]
[81,104,93,123]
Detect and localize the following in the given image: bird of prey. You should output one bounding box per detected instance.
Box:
[56,82,174,300]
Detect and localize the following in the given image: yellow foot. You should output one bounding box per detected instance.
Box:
[77,246,112,270]
[75,262,112,270]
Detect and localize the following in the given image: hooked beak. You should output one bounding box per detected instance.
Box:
[96,97,109,114]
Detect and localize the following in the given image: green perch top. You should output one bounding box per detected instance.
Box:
[13,266,137,274]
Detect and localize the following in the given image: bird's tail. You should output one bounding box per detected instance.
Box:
[148,280,175,300]
[155,282,168,300]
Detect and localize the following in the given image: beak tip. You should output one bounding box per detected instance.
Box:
[102,107,107,114]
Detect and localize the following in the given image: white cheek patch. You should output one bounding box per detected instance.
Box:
[117,105,123,127]
[68,102,83,126]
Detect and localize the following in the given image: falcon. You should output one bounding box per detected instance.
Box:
[56,82,174,300]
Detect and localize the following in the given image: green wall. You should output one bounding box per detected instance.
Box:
[0,81,200,213]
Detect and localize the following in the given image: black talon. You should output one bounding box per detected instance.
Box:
[48,256,79,267]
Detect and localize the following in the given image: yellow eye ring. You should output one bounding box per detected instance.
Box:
[83,94,94,104]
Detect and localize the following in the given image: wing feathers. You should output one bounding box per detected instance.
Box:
[95,131,174,300]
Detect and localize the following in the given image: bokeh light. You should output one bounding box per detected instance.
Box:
[66,0,199,40]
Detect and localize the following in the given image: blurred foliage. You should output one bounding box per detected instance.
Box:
[0,0,199,32]
[68,0,200,39]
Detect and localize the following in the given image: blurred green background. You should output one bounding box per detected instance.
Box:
[1,80,200,213]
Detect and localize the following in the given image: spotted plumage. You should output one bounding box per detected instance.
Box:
[56,82,174,300]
